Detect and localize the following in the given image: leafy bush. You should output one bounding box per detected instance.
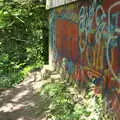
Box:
[0,72,24,88]
[40,82,104,120]
[0,0,48,87]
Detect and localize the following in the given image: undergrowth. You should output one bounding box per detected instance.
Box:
[40,82,103,120]
[0,62,43,88]
[0,0,48,88]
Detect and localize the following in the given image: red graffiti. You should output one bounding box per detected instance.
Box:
[56,19,79,62]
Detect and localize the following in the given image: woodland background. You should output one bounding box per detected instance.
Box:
[0,0,48,87]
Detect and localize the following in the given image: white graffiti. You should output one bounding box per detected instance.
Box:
[79,0,120,82]
[95,4,106,44]
[107,1,120,82]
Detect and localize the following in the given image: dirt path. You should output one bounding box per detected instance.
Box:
[0,67,53,120]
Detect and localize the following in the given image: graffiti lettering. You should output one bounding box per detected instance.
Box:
[107,1,120,82]
[50,0,120,114]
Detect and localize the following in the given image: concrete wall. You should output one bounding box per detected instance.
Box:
[49,0,120,115]
[46,0,77,9]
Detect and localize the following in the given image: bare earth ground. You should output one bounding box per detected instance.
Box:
[0,67,54,120]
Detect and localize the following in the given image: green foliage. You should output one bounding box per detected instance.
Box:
[41,83,66,96]
[40,83,75,120]
[40,82,104,120]
[0,0,48,87]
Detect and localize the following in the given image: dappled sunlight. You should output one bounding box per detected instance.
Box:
[0,99,35,113]
[0,90,11,97]
[0,103,14,112]
[50,74,61,80]
[24,101,35,107]
[31,80,51,92]
[19,77,35,86]
[11,104,25,112]
[33,71,42,81]
[11,90,30,102]
[0,103,26,113]
[17,117,25,120]
[0,67,52,120]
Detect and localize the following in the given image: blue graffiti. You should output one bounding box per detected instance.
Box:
[93,77,104,86]
[67,60,75,74]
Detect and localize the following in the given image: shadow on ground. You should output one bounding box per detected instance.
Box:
[0,70,51,120]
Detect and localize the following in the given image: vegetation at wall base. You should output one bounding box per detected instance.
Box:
[39,80,107,120]
[39,71,118,120]
[0,0,48,88]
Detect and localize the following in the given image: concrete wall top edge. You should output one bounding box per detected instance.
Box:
[46,0,78,9]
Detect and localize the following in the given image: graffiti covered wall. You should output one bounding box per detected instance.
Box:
[49,0,120,114]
